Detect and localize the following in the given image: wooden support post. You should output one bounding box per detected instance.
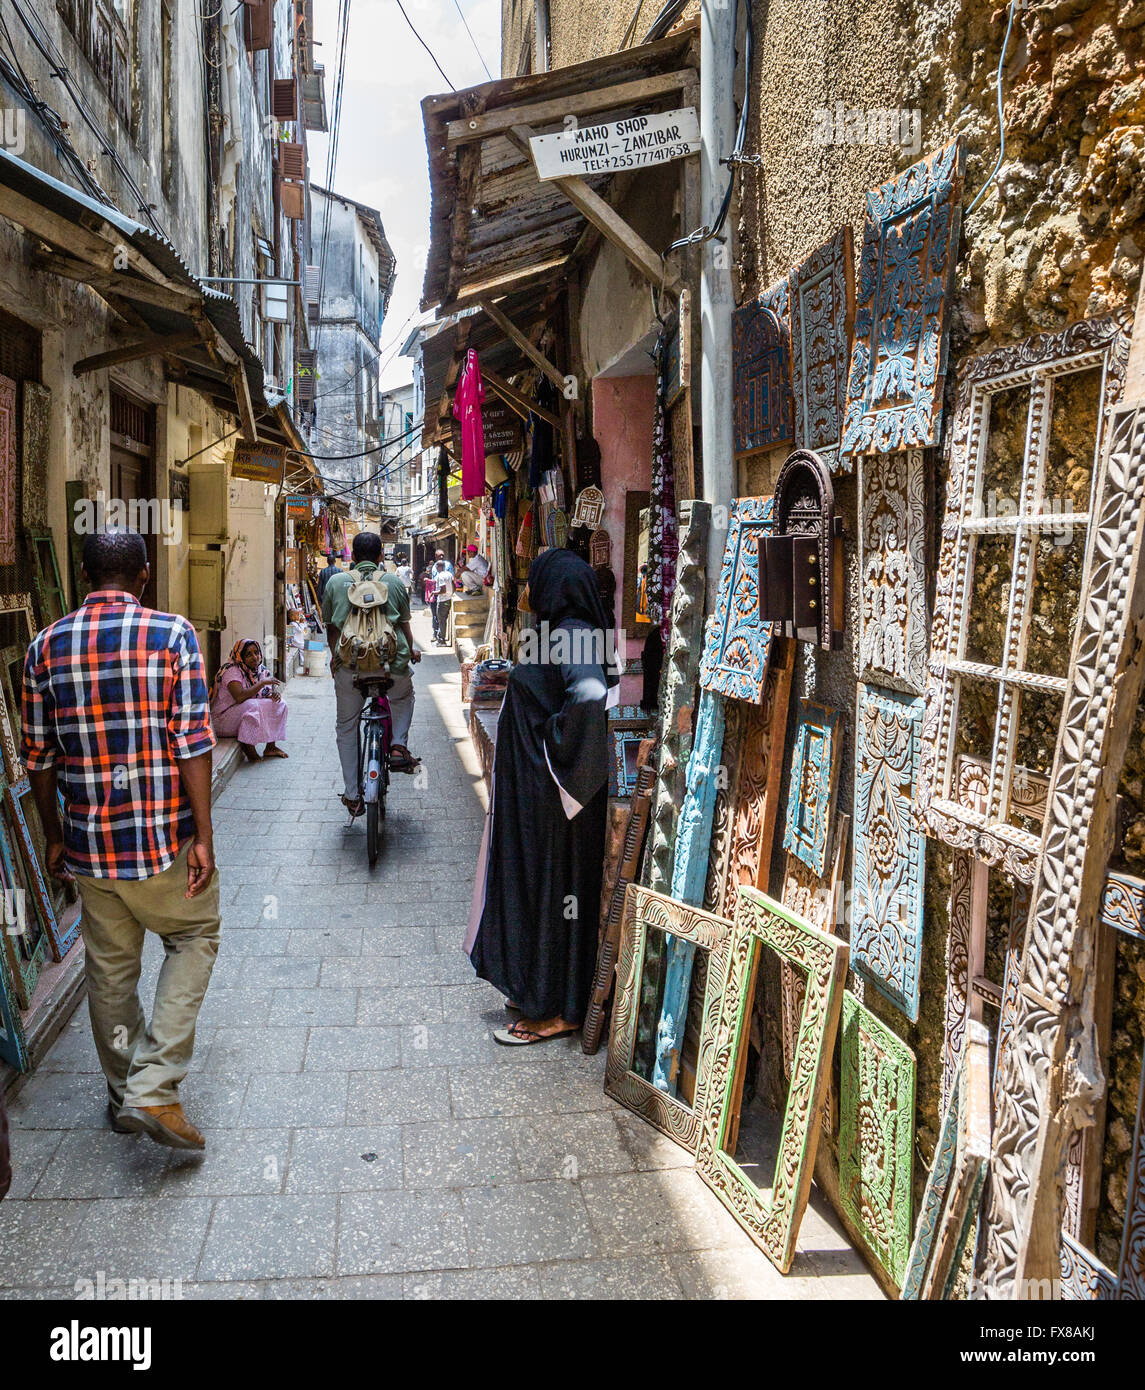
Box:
[72,332,200,375]
[507,125,683,297]
[482,368,561,429]
[478,297,568,394]
[232,364,259,443]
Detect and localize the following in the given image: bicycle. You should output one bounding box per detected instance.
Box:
[354,672,393,869]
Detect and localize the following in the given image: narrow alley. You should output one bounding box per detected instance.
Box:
[0,611,877,1301]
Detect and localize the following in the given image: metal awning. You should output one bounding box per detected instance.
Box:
[0,147,304,456]
[420,23,699,313]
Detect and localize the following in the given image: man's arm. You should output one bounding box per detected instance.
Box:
[401,621,420,664]
[177,751,214,898]
[28,767,70,883]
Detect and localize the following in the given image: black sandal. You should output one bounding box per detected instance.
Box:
[341,795,364,817]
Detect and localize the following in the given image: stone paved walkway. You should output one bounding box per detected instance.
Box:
[0,609,880,1300]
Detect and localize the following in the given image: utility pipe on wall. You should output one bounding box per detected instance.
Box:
[699,0,737,599]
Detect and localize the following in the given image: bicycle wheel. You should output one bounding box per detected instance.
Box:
[366,797,381,868]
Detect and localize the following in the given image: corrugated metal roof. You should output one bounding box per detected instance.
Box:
[0,147,276,429]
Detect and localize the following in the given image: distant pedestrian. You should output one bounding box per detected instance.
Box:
[317,553,341,600]
[430,558,453,644]
[396,561,414,591]
[20,528,220,1151]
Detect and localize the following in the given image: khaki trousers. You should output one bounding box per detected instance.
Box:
[75,841,221,1110]
[333,665,415,800]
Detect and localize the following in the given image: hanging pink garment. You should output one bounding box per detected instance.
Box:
[453,348,486,501]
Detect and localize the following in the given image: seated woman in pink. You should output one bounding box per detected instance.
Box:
[210,639,288,762]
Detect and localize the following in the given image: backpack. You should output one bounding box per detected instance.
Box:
[336,567,398,673]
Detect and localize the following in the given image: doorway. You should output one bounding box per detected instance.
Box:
[109,388,157,607]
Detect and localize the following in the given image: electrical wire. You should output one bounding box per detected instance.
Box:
[666,0,754,254]
[965,0,1019,215]
[451,0,493,81]
[393,0,455,90]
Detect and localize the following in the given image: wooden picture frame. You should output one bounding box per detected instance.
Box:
[0,594,36,647]
[782,699,843,877]
[790,225,855,474]
[9,780,79,959]
[0,793,49,1009]
[30,533,67,626]
[0,644,26,786]
[0,921,28,1070]
[695,884,848,1273]
[621,489,652,634]
[605,885,734,1151]
[608,717,653,798]
[838,991,917,1288]
[902,1019,991,1299]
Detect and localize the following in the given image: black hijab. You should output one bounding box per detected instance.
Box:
[528,548,621,692]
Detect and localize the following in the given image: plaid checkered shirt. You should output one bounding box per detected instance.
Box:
[20,591,216,880]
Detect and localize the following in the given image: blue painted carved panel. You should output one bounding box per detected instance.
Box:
[851,684,927,1021]
[699,496,774,703]
[782,699,842,877]
[840,137,965,458]
[733,277,793,456]
[791,226,855,474]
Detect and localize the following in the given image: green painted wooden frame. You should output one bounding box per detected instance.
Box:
[901,1019,991,1299]
[0,778,49,1009]
[30,533,66,626]
[839,991,916,1288]
[695,884,848,1273]
[605,884,734,1151]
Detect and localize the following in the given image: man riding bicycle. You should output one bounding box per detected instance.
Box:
[322,531,421,815]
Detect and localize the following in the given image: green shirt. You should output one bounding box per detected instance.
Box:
[322,561,412,676]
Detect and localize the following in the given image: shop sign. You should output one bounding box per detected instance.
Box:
[529,107,700,180]
[284,492,311,519]
[232,441,287,485]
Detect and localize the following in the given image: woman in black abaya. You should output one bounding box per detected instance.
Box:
[468,548,619,1044]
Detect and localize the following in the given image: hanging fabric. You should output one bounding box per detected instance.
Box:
[453,348,487,500]
[528,378,559,489]
[647,327,679,642]
[437,445,450,519]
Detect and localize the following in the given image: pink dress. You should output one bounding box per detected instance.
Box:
[210,664,288,745]
[453,348,486,501]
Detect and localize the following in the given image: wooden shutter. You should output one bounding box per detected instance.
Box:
[0,376,15,566]
[244,0,272,52]
[188,551,225,630]
[279,142,306,180]
[280,178,305,221]
[272,78,298,121]
[296,348,318,401]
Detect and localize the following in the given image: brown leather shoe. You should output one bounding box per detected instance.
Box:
[116,1103,206,1151]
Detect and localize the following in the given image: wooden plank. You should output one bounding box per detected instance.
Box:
[33,252,198,310]
[446,70,692,146]
[507,125,683,295]
[232,364,258,443]
[478,296,567,394]
[482,367,561,429]
[72,332,200,376]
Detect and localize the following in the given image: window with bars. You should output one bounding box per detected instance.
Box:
[919,315,1129,879]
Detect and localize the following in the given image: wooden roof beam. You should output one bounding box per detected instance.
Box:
[445,70,693,148]
[508,125,682,297]
[478,295,566,394]
[73,331,200,376]
[33,252,199,312]
[483,367,561,428]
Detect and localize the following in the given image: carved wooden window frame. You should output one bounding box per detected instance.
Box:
[858,447,928,693]
[790,226,855,474]
[838,991,917,1289]
[901,1020,991,1299]
[782,699,842,878]
[732,278,793,458]
[695,884,848,1274]
[840,138,964,459]
[0,784,49,1009]
[699,496,775,703]
[918,314,1131,883]
[851,684,927,1021]
[605,885,733,1151]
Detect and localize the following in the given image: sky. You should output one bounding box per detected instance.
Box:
[308,0,503,392]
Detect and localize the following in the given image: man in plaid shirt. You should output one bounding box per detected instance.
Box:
[22,529,220,1151]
